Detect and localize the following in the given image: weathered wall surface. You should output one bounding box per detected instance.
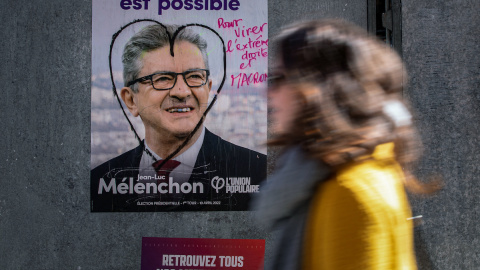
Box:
[402,1,480,269]
[3,0,479,269]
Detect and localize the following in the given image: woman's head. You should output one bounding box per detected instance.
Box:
[269,19,420,170]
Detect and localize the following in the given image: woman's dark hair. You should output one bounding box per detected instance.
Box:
[271,19,439,193]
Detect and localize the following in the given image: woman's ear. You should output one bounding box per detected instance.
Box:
[120,87,139,117]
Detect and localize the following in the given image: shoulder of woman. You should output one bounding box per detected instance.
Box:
[315,155,409,217]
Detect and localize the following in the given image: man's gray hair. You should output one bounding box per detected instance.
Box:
[122,24,209,92]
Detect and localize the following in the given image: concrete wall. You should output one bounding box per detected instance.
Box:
[1,0,479,269]
[403,0,480,269]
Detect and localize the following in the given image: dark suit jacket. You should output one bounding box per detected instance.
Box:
[91,129,266,212]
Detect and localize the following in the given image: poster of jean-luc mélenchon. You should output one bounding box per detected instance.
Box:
[91,0,268,212]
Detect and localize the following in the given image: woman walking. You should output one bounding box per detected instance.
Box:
[254,19,436,270]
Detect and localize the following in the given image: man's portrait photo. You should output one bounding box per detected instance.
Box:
[90,23,267,212]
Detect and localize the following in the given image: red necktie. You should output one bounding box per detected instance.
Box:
[152,159,181,201]
[152,159,181,180]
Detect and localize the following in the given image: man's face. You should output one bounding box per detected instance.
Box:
[123,41,211,139]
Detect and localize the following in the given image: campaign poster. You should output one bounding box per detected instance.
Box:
[141,237,265,270]
[91,0,268,211]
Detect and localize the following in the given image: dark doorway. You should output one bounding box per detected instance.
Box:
[368,0,402,56]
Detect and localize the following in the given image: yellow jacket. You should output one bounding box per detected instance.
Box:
[303,143,417,270]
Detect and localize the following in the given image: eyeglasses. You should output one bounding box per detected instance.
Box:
[127,69,210,91]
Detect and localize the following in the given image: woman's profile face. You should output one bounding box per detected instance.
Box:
[268,66,301,135]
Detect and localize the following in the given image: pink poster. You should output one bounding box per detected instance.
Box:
[141,237,265,270]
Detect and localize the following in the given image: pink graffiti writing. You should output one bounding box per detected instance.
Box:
[231,72,268,89]
[240,47,268,69]
[218,18,243,28]
[219,18,268,89]
[234,23,267,38]
[227,35,269,52]
[226,35,268,68]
